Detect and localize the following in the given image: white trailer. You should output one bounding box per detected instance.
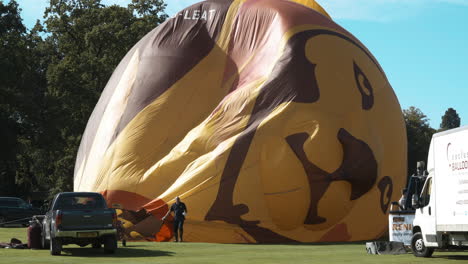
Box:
[411,126,468,257]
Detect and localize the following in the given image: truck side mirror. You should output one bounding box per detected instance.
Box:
[412,194,420,209]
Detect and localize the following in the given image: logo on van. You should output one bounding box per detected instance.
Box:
[447,142,468,171]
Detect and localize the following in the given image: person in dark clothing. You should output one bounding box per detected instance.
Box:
[162,196,187,242]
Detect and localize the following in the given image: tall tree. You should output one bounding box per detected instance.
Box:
[439,107,461,131]
[1,0,167,197]
[0,0,34,196]
[404,107,436,176]
[41,0,167,194]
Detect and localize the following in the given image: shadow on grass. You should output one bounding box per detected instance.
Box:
[61,247,174,258]
[119,244,149,248]
[433,255,468,261]
[231,241,369,246]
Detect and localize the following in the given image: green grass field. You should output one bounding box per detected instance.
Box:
[1,227,468,264]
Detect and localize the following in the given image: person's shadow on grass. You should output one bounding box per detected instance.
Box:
[61,247,174,258]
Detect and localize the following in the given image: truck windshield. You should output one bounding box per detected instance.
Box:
[55,195,106,210]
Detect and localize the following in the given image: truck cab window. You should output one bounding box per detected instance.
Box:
[421,177,432,207]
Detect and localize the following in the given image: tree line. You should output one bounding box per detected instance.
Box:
[404,106,461,176]
[0,0,167,198]
[0,0,462,199]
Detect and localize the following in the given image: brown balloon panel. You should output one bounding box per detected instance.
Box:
[74,0,407,243]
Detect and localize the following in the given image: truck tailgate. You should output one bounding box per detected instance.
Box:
[60,210,114,230]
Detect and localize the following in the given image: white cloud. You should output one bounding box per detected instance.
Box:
[164,0,468,22]
[317,0,468,22]
[438,0,468,6]
[15,0,468,29]
[101,0,131,7]
[101,0,200,16]
[15,0,49,28]
[165,0,200,15]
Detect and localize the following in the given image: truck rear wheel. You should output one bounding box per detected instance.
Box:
[104,235,117,254]
[41,231,50,249]
[411,232,434,257]
[50,237,62,255]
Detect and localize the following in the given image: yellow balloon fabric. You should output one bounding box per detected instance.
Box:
[74,0,406,243]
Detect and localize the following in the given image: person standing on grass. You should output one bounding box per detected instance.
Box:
[162,196,187,242]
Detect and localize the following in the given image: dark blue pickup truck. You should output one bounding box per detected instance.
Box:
[0,197,42,226]
[41,192,118,255]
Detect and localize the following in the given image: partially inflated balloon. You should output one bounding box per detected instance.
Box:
[74,0,406,243]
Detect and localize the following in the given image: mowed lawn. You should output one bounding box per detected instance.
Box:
[1,227,468,264]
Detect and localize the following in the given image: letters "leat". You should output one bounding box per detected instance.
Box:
[173,9,217,21]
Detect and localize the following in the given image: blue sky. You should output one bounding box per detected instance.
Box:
[13,0,468,128]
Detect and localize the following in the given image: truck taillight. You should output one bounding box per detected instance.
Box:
[55,211,62,228]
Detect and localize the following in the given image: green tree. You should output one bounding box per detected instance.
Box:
[404,107,436,176]
[439,107,461,131]
[0,0,40,196]
[1,0,168,197]
[40,0,167,194]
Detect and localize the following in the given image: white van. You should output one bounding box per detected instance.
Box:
[411,126,468,257]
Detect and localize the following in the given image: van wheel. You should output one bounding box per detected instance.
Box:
[411,232,434,257]
[104,236,117,254]
[50,238,62,255]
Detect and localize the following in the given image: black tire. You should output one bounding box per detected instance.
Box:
[50,237,62,256]
[41,232,50,249]
[411,232,434,257]
[104,235,117,254]
[92,241,102,249]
